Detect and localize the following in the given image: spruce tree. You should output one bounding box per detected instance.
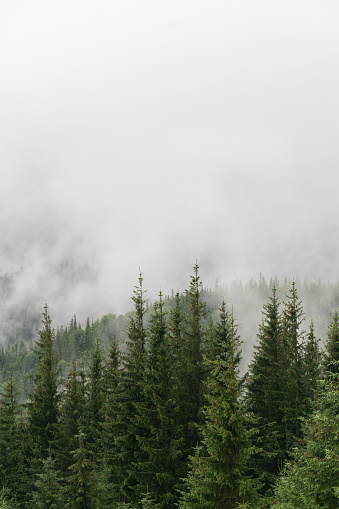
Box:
[100,339,121,504]
[273,373,339,509]
[86,340,105,457]
[0,373,21,494]
[246,285,285,494]
[28,305,60,456]
[179,306,257,508]
[56,359,86,476]
[324,310,339,376]
[303,320,321,413]
[135,292,184,508]
[32,453,64,509]
[181,263,206,453]
[66,430,97,509]
[281,282,307,449]
[114,273,147,504]
[0,374,32,508]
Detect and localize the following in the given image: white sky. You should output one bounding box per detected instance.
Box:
[1,0,339,320]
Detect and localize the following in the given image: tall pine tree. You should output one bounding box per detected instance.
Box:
[179,305,258,508]
[28,305,60,456]
[114,273,148,505]
[324,310,339,376]
[246,285,285,494]
[135,292,184,508]
[181,263,206,453]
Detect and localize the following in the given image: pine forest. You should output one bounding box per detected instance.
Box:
[0,264,338,508]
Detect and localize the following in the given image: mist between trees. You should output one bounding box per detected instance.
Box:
[0,265,338,508]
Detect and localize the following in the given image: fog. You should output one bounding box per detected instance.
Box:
[1,1,339,326]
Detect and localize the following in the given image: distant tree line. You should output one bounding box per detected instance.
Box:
[0,265,338,508]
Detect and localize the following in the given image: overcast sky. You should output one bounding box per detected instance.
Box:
[1,0,339,322]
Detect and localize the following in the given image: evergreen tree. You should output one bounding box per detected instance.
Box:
[281,282,307,449]
[28,305,60,456]
[56,359,86,476]
[114,273,148,504]
[273,373,339,509]
[303,320,321,413]
[0,488,19,509]
[246,285,285,494]
[84,318,94,352]
[32,453,64,509]
[168,292,187,425]
[181,263,206,452]
[0,373,32,508]
[86,340,105,456]
[324,310,339,376]
[179,306,257,508]
[136,292,184,508]
[0,373,21,494]
[66,430,97,509]
[206,301,241,368]
[102,338,120,397]
[100,339,121,499]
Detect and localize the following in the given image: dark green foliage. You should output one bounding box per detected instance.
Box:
[280,282,308,449]
[179,306,257,508]
[246,285,286,493]
[274,373,339,508]
[56,359,86,475]
[86,340,105,456]
[1,270,338,507]
[206,300,241,369]
[113,273,148,504]
[0,373,19,489]
[100,339,121,502]
[324,310,339,376]
[180,264,206,452]
[32,454,64,508]
[247,284,323,499]
[65,430,97,509]
[136,292,184,508]
[0,373,31,508]
[0,488,20,509]
[303,320,322,412]
[28,305,60,455]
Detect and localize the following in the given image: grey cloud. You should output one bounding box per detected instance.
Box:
[0,0,339,326]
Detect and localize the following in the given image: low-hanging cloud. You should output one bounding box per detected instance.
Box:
[1,0,339,329]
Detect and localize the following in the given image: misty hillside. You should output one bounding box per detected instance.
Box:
[0,269,337,372]
[0,265,338,508]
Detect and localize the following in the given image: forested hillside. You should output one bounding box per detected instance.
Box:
[0,265,338,508]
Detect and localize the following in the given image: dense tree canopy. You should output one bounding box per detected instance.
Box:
[0,268,338,508]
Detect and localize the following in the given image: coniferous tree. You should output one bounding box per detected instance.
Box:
[0,488,19,509]
[303,320,322,413]
[136,292,184,508]
[56,359,86,476]
[181,263,206,453]
[246,285,285,494]
[114,273,148,504]
[66,430,97,509]
[32,453,64,509]
[84,318,94,352]
[324,310,339,376]
[100,339,121,504]
[281,282,307,449]
[0,373,21,494]
[86,340,105,457]
[168,293,187,422]
[179,305,258,508]
[273,372,339,509]
[28,305,60,456]
[206,301,241,368]
[102,338,120,397]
